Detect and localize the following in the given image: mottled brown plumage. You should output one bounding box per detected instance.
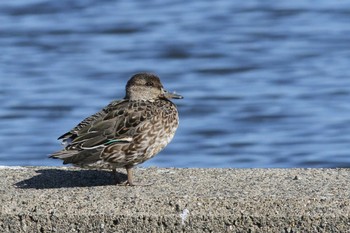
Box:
[50,73,183,185]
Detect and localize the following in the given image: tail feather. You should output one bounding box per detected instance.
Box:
[50,150,76,159]
[50,149,101,166]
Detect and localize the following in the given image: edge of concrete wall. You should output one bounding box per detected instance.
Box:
[1,166,350,232]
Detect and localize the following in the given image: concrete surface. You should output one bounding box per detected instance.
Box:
[1,167,350,232]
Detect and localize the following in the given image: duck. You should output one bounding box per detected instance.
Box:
[50,72,183,186]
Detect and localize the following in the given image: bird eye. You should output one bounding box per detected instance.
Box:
[146,82,153,87]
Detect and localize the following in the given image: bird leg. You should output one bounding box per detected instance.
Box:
[125,166,134,186]
[116,166,153,186]
[111,168,122,184]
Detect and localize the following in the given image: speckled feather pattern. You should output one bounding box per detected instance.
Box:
[50,73,181,174]
[102,99,179,167]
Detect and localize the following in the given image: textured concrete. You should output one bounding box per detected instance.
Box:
[1,167,350,232]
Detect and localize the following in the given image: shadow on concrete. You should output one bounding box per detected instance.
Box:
[15,169,127,189]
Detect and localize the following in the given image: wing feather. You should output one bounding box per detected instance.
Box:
[56,100,151,152]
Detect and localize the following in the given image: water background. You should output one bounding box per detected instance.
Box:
[1,0,350,168]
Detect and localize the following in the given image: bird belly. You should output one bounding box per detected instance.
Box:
[102,120,178,168]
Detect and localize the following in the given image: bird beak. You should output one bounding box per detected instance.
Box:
[162,89,184,99]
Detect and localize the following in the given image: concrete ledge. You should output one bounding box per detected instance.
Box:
[1,167,350,232]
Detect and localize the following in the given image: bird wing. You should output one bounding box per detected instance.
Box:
[59,100,150,151]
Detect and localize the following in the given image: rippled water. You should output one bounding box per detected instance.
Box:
[1,0,350,168]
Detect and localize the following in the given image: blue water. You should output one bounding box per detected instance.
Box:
[1,0,350,168]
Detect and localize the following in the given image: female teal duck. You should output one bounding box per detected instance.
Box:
[50,73,183,186]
